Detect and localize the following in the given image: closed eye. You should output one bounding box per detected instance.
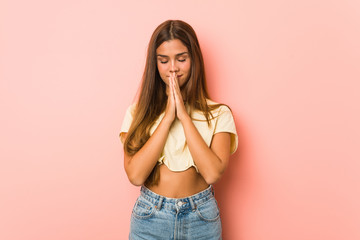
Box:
[158,58,186,64]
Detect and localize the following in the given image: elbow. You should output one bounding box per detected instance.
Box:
[124,156,146,186]
[203,165,227,185]
[126,170,146,186]
[127,174,145,186]
[125,166,146,186]
[129,178,144,187]
[203,171,222,185]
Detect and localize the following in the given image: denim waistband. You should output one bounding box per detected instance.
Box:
[140,185,215,212]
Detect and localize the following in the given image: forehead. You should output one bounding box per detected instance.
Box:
[156,39,188,55]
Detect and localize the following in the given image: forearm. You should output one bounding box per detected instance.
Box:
[180,115,226,184]
[124,117,172,186]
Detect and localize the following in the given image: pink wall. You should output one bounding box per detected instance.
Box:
[1,0,359,239]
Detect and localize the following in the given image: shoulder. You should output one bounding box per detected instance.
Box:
[205,98,219,106]
[206,99,232,115]
[125,102,137,116]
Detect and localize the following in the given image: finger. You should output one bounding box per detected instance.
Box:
[172,73,181,94]
[172,76,179,101]
[174,73,180,90]
[173,78,182,102]
[170,75,176,102]
[169,75,173,99]
[171,74,176,93]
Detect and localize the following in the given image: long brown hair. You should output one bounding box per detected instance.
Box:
[124,20,223,186]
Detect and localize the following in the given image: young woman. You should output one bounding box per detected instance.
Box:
[119,19,238,240]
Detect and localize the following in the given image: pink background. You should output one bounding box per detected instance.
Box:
[1,0,360,239]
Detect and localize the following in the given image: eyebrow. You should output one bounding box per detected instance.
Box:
[156,52,188,57]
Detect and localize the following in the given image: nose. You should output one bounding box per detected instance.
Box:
[169,60,179,73]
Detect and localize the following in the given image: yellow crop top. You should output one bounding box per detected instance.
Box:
[119,99,238,172]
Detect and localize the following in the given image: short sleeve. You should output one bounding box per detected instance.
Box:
[214,105,238,154]
[119,103,136,143]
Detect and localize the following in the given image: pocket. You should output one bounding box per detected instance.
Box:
[132,195,156,220]
[196,197,220,222]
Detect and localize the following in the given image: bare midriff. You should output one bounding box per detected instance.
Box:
[145,164,209,198]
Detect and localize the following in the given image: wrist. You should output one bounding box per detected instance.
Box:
[161,115,174,127]
[179,113,191,124]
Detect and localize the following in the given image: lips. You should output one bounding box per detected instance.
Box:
[167,74,182,78]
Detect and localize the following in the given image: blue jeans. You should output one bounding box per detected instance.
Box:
[129,185,222,240]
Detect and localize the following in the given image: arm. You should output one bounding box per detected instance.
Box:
[181,116,231,184]
[122,118,172,186]
[169,73,232,184]
[123,117,230,186]
[122,82,176,186]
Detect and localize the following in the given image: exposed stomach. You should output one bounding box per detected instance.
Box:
[145,164,209,198]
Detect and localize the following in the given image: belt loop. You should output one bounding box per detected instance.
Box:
[211,185,215,197]
[156,196,164,211]
[189,197,196,211]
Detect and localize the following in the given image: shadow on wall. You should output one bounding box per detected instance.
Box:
[214,113,249,239]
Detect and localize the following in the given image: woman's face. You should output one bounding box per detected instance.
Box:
[156,39,191,90]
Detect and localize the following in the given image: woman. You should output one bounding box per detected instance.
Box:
[119,19,238,240]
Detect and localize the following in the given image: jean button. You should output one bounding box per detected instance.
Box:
[177,201,183,207]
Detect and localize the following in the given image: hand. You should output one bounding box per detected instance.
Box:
[163,74,176,124]
[169,72,189,122]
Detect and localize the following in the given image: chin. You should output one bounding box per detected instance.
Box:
[180,77,190,88]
